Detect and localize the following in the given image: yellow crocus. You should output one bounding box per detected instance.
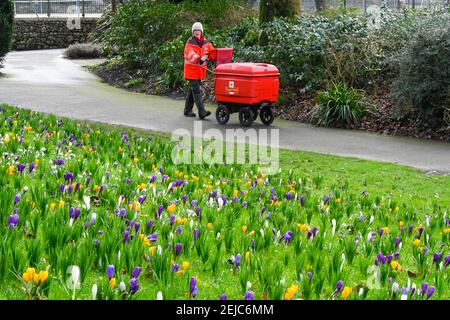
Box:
[245,252,250,264]
[39,271,49,284]
[242,225,248,233]
[245,181,251,187]
[34,159,39,168]
[176,270,184,277]
[342,287,352,299]
[248,230,255,237]
[7,165,15,176]
[182,261,189,271]
[167,204,176,213]
[58,200,65,208]
[414,239,420,247]
[133,157,139,164]
[382,227,389,234]
[390,261,399,270]
[109,277,116,288]
[22,272,32,283]
[399,221,404,228]
[50,202,56,210]
[233,190,239,198]
[93,185,100,192]
[207,223,212,230]
[284,284,299,300]
[443,228,450,235]
[149,247,156,256]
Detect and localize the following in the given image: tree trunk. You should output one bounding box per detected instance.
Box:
[112,0,117,12]
[315,0,326,11]
[259,0,299,24]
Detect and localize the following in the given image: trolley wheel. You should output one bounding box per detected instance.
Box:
[239,108,254,127]
[216,105,230,125]
[260,107,274,125]
[253,109,258,121]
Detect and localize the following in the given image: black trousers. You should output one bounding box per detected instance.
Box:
[184,80,205,113]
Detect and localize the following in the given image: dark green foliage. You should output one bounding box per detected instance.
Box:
[310,82,369,128]
[0,0,14,66]
[389,12,450,127]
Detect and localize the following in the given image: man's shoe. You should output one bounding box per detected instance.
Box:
[184,111,196,117]
[199,110,211,119]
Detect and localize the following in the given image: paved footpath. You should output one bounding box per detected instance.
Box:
[1,49,449,173]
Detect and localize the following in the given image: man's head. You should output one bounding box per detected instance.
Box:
[192,22,203,38]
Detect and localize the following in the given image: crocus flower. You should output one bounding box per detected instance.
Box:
[68,185,73,194]
[123,229,130,243]
[129,278,139,294]
[147,220,154,230]
[170,215,176,226]
[157,205,164,217]
[149,233,158,242]
[421,282,428,296]
[8,212,19,229]
[244,291,254,300]
[401,288,408,300]
[119,209,126,219]
[242,201,247,208]
[119,281,126,293]
[235,253,241,267]
[445,256,450,268]
[285,192,293,200]
[29,162,35,173]
[176,226,182,235]
[336,280,344,294]
[219,293,227,300]
[132,266,142,278]
[191,200,198,207]
[395,237,401,248]
[300,195,305,206]
[106,265,115,279]
[86,176,91,186]
[175,243,182,256]
[64,172,74,182]
[138,195,146,204]
[193,228,199,241]
[307,272,313,281]
[135,222,140,232]
[312,227,318,237]
[433,252,443,263]
[190,277,197,293]
[17,164,26,173]
[182,195,188,204]
[172,264,179,272]
[281,230,293,244]
[427,286,435,300]
[14,193,21,205]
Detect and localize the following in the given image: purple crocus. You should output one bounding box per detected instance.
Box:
[170,215,176,226]
[129,278,139,294]
[182,195,188,204]
[68,185,73,194]
[445,256,450,268]
[242,201,247,208]
[17,164,26,173]
[172,263,180,272]
[8,212,19,229]
[157,205,164,217]
[235,253,241,267]
[175,243,182,256]
[123,229,130,243]
[281,230,293,244]
[106,265,115,279]
[300,195,305,206]
[395,237,401,248]
[421,282,428,296]
[13,193,21,205]
[307,272,313,281]
[408,225,414,234]
[148,233,158,242]
[132,266,142,278]
[29,162,35,173]
[433,252,443,263]
[193,228,199,241]
[64,172,74,183]
[244,291,254,300]
[135,222,140,232]
[336,280,344,294]
[285,192,293,200]
[176,226,182,235]
[219,293,227,300]
[147,220,154,230]
[190,277,197,293]
[86,176,91,186]
[312,227,318,237]
[427,286,435,300]
[323,195,330,205]
[191,200,198,207]
[137,196,146,204]
[119,209,126,219]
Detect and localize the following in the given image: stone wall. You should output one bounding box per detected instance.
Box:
[12,18,98,51]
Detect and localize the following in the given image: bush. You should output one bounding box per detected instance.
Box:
[0,0,14,66]
[389,11,450,127]
[310,82,368,128]
[64,43,104,59]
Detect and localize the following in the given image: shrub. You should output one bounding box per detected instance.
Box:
[0,0,14,66]
[389,11,450,127]
[310,82,368,128]
[64,43,103,59]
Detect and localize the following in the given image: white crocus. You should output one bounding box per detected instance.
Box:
[331,219,336,237]
[157,291,163,300]
[246,281,252,290]
[119,281,126,293]
[92,284,97,300]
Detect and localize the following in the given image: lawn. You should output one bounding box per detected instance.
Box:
[0,103,448,300]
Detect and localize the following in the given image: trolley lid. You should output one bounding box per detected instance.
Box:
[215,62,279,77]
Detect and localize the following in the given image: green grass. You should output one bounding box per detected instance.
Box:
[0,103,448,300]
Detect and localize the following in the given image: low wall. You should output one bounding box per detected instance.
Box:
[12,17,98,50]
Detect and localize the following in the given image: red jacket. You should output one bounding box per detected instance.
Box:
[184,36,215,80]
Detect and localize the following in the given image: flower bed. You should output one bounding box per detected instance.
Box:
[0,104,448,300]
